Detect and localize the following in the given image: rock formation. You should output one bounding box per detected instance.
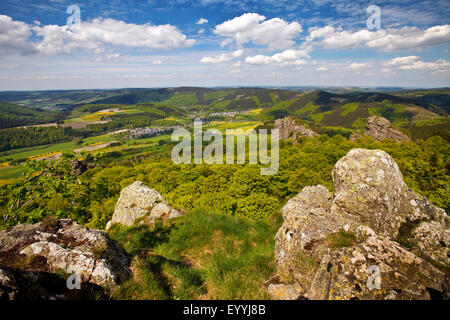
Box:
[106,181,181,229]
[0,218,130,295]
[270,148,448,300]
[274,116,319,143]
[350,116,410,141]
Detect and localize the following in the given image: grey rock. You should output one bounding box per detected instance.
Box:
[0,219,130,290]
[271,148,449,300]
[274,116,319,144]
[106,181,181,229]
[332,148,447,237]
[350,116,410,142]
[267,283,302,300]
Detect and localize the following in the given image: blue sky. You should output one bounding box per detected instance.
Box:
[0,0,449,90]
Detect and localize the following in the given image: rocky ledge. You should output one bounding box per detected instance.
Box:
[275,116,319,143]
[269,148,448,300]
[350,116,410,142]
[0,219,130,299]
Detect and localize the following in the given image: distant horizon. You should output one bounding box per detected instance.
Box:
[1,85,449,93]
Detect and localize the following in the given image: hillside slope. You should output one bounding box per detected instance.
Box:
[0,101,61,129]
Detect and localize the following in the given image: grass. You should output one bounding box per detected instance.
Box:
[296,102,320,116]
[209,121,261,131]
[108,209,282,300]
[161,92,198,108]
[81,112,115,121]
[247,108,263,115]
[395,221,418,250]
[0,165,27,179]
[0,141,76,162]
[309,111,335,125]
[340,103,359,116]
[0,134,115,163]
[326,230,357,248]
[82,134,116,145]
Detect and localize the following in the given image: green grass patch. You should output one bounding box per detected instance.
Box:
[340,103,359,116]
[295,102,320,116]
[0,141,76,162]
[0,165,27,179]
[108,209,282,300]
[326,230,357,248]
[161,92,198,108]
[308,111,335,125]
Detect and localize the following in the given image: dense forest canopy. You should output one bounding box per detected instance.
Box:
[1,134,447,230]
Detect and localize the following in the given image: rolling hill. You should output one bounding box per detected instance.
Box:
[0,101,63,129]
[284,90,445,128]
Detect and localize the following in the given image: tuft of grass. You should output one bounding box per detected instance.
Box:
[112,257,168,300]
[41,216,59,230]
[107,222,172,257]
[326,230,357,248]
[395,221,418,250]
[108,209,281,300]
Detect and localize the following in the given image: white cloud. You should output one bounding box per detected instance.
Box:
[0,15,35,55]
[384,56,450,71]
[316,66,328,71]
[384,56,420,66]
[197,18,208,25]
[346,62,369,71]
[244,48,310,66]
[32,17,195,55]
[95,53,121,63]
[152,60,163,65]
[307,24,450,51]
[214,13,302,49]
[200,49,244,63]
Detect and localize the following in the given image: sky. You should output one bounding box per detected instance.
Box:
[0,0,449,90]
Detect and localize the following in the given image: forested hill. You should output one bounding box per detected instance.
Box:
[0,101,62,129]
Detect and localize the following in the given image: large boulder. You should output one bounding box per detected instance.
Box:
[0,266,109,300]
[0,219,130,291]
[106,181,181,229]
[332,149,446,237]
[307,231,447,300]
[275,117,319,143]
[271,148,449,300]
[350,116,410,142]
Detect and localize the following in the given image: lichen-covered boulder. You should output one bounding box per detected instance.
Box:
[350,116,410,142]
[332,149,447,237]
[411,221,450,266]
[106,181,181,229]
[270,148,449,300]
[0,219,129,291]
[274,116,319,143]
[267,283,302,300]
[275,186,349,272]
[307,230,447,300]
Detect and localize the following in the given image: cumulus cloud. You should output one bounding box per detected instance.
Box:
[200,49,244,63]
[0,15,195,57]
[0,15,35,55]
[214,13,302,49]
[346,62,369,71]
[384,56,450,71]
[244,48,310,66]
[32,18,195,55]
[307,24,450,51]
[197,18,208,25]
